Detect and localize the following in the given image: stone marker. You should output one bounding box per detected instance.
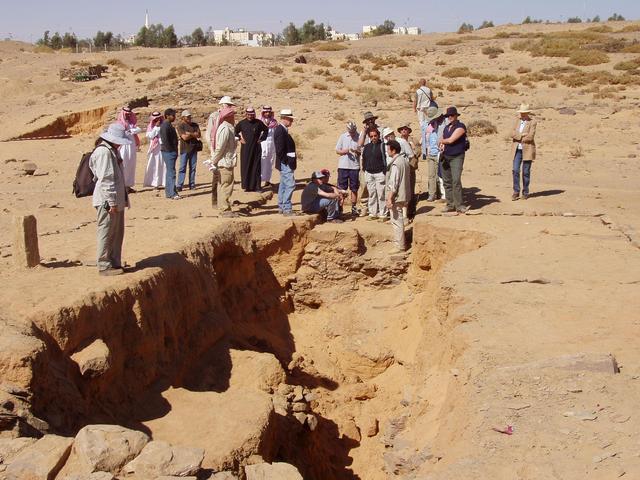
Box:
[70,340,112,378]
[123,441,204,477]
[5,434,73,480]
[13,215,40,268]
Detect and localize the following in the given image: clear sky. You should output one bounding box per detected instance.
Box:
[1,0,638,42]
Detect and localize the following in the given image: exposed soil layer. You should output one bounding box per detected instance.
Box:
[0,217,486,479]
[10,105,113,140]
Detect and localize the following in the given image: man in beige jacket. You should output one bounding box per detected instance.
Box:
[385,140,411,253]
[211,106,238,217]
[511,103,537,200]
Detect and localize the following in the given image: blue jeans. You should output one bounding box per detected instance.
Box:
[512,150,532,195]
[306,197,339,220]
[178,150,197,189]
[278,163,295,213]
[161,151,178,198]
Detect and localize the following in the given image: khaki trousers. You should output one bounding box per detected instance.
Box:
[390,202,406,250]
[96,205,124,271]
[212,167,234,211]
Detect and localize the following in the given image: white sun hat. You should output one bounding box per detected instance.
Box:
[219,96,236,106]
[280,108,296,119]
[100,123,132,145]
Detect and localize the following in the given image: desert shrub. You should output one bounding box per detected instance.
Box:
[298,47,312,53]
[493,32,518,39]
[444,49,456,55]
[567,17,582,24]
[360,52,374,60]
[396,59,409,67]
[567,49,609,66]
[345,54,360,64]
[613,57,640,71]
[333,111,346,120]
[435,60,446,66]
[185,53,204,58]
[447,83,464,92]
[511,40,530,51]
[501,75,519,86]
[159,65,189,80]
[501,85,518,94]
[620,24,640,33]
[430,81,444,89]
[478,20,495,30]
[313,58,332,67]
[34,45,54,53]
[312,82,328,90]
[70,60,91,67]
[442,67,471,78]
[106,58,127,68]
[328,75,344,83]
[482,46,504,56]
[135,78,143,83]
[549,82,557,88]
[477,95,502,104]
[333,93,346,101]
[437,38,462,46]
[305,127,324,140]
[314,68,331,76]
[276,79,299,89]
[268,66,284,74]
[540,65,580,75]
[134,67,151,74]
[608,13,625,22]
[467,82,478,89]
[355,86,398,102]
[586,25,613,33]
[569,145,583,158]
[470,72,502,82]
[352,65,365,74]
[467,119,498,136]
[516,66,532,74]
[315,42,347,51]
[400,49,418,57]
[622,43,640,53]
[292,66,304,73]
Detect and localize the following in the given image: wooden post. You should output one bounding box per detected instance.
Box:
[13,215,40,268]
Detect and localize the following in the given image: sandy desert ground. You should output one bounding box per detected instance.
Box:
[0,20,639,480]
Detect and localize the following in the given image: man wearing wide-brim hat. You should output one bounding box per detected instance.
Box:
[510,103,537,200]
[274,109,298,215]
[90,123,133,276]
[396,124,419,220]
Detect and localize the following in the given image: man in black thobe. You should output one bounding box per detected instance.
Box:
[235,107,268,192]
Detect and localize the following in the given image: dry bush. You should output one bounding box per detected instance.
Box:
[134,67,151,74]
[516,66,532,74]
[345,54,360,64]
[549,82,557,88]
[360,52,374,60]
[442,67,471,78]
[352,65,365,74]
[276,79,299,89]
[333,93,346,101]
[482,46,504,56]
[569,145,583,158]
[622,42,640,53]
[501,75,519,86]
[34,45,54,53]
[298,47,312,53]
[477,95,503,104]
[312,82,328,90]
[501,85,518,94]
[90,85,102,92]
[619,24,640,33]
[134,55,158,61]
[315,42,347,51]
[493,32,520,39]
[613,57,640,71]
[185,53,204,57]
[437,38,462,46]
[467,82,478,89]
[567,49,609,66]
[472,72,502,82]
[435,60,446,66]
[541,65,580,75]
[292,66,304,73]
[444,49,456,55]
[106,58,127,69]
[305,126,324,139]
[313,58,332,67]
[314,68,331,76]
[400,49,418,57]
[147,79,162,89]
[430,81,445,89]
[467,119,498,136]
[70,60,91,67]
[159,65,189,81]
[268,66,284,74]
[361,73,380,82]
[511,40,530,51]
[135,78,143,83]
[447,84,464,92]
[355,86,399,103]
[396,58,409,67]
[586,25,613,33]
[333,111,346,120]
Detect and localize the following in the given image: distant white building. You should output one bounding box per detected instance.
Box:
[327,30,361,41]
[362,25,376,35]
[363,25,421,36]
[213,27,274,46]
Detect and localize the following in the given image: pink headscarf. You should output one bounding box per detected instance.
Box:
[117,107,140,147]
[147,112,163,151]
[261,106,278,129]
[210,106,236,150]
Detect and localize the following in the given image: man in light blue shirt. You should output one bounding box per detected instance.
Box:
[335,121,361,216]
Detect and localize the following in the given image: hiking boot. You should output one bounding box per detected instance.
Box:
[328,218,344,224]
[441,206,456,213]
[512,192,519,201]
[99,267,124,277]
[426,195,436,202]
[456,205,470,214]
[351,206,360,216]
[366,216,378,221]
[522,193,529,200]
[171,195,181,200]
[282,211,299,217]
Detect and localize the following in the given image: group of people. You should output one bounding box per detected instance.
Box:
[88,81,537,275]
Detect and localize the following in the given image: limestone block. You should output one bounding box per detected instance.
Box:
[228,350,286,393]
[5,434,73,480]
[207,472,239,480]
[61,472,114,480]
[123,441,204,477]
[244,462,303,480]
[0,437,37,464]
[57,424,149,477]
[70,340,112,378]
[13,215,40,268]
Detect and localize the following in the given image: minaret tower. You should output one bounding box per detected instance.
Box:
[145,10,149,28]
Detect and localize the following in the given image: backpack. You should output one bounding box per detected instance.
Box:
[72,150,96,198]
[72,145,112,198]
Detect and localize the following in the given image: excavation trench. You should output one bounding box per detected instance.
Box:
[2,218,486,479]
[10,105,115,140]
